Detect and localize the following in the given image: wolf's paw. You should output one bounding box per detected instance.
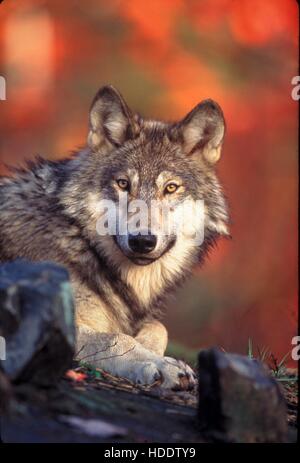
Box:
[133,357,196,391]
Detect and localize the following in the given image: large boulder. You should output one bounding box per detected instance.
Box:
[0,260,75,386]
[198,348,287,443]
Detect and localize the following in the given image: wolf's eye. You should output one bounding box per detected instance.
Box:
[117,179,130,191]
[164,183,178,194]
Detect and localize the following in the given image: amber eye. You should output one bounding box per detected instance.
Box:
[117,179,130,191]
[164,183,179,194]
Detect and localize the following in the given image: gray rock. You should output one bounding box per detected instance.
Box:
[198,348,287,442]
[0,260,75,386]
[0,370,11,413]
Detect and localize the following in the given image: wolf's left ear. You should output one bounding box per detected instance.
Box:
[176,99,225,164]
[87,85,139,150]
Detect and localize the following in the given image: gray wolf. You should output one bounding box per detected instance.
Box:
[0,85,229,389]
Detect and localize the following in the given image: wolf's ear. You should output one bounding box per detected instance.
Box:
[87,85,139,150]
[177,99,225,164]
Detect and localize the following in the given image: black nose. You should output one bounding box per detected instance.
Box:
[128,234,157,254]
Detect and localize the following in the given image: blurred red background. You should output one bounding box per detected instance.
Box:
[0,0,298,365]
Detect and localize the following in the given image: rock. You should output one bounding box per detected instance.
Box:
[0,370,11,413]
[0,260,75,386]
[198,348,287,443]
[59,416,127,438]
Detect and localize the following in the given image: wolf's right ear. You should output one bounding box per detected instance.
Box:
[176,99,225,164]
[87,85,139,150]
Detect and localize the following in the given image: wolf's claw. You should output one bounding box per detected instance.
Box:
[131,356,196,391]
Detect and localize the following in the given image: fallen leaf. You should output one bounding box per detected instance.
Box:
[65,370,87,382]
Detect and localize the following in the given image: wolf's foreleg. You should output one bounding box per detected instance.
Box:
[76,324,196,390]
[135,320,168,356]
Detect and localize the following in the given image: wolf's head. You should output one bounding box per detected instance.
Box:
[62,85,229,276]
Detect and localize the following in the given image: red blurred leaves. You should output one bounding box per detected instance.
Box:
[121,0,298,51]
[65,370,87,382]
[120,0,183,44]
[228,0,298,46]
